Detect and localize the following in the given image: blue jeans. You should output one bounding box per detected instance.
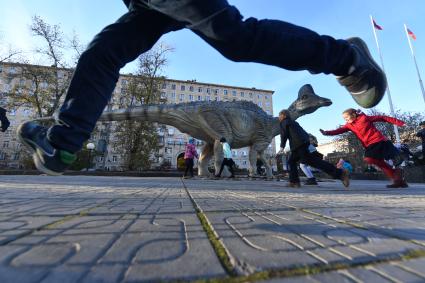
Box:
[48,0,354,152]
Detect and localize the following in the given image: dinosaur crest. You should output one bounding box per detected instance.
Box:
[288,84,332,117]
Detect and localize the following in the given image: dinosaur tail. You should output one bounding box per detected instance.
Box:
[98,104,187,125]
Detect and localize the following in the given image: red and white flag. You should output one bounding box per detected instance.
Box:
[372,19,383,30]
[407,28,417,40]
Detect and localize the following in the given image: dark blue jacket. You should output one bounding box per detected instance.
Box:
[280,118,310,151]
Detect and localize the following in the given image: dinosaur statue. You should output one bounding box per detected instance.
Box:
[98,84,332,178]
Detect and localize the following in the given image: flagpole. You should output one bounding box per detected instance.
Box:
[404,24,425,104]
[369,15,400,143]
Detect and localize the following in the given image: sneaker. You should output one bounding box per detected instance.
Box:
[17,121,76,176]
[337,37,387,108]
[304,178,318,185]
[387,169,408,188]
[339,169,350,188]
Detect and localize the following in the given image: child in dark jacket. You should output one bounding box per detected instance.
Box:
[279,110,350,188]
[320,108,407,188]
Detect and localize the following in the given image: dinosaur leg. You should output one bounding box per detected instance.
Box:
[214,139,229,176]
[258,151,273,179]
[199,143,213,177]
[248,147,258,177]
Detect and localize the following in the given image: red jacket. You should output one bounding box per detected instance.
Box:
[322,113,404,148]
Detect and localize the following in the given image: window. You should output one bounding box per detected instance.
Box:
[179,94,185,101]
[112,156,117,162]
[165,147,172,154]
[265,102,270,107]
[189,94,194,101]
[171,84,176,90]
[13,153,20,160]
[160,92,167,99]
[214,89,219,95]
[206,88,210,94]
[198,87,203,92]
[249,93,253,98]
[206,96,211,101]
[161,83,167,89]
[265,95,268,100]
[189,86,194,92]
[197,95,202,101]
[232,90,237,96]
[240,91,244,97]
[3,141,8,148]
[8,67,17,74]
[171,92,176,100]
[257,94,261,99]
[180,85,185,91]
[258,102,262,107]
[223,89,228,95]
[215,96,220,101]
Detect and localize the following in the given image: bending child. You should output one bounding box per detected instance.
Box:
[279,110,350,188]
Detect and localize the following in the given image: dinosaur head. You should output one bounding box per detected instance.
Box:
[287,84,332,118]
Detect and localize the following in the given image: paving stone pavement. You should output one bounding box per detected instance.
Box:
[0,175,425,283]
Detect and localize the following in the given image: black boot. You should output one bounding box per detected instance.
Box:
[304,178,318,185]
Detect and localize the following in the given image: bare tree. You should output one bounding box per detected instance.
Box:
[69,31,85,66]
[6,16,80,117]
[0,45,21,64]
[0,32,22,63]
[30,15,65,68]
[112,44,173,170]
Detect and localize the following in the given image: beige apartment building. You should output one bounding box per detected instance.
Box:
[0,62,276,171]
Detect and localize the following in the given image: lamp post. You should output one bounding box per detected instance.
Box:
[86,142,95,171]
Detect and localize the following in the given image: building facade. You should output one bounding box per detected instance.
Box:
[0,62,276,171]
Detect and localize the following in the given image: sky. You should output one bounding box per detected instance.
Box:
[1,0,424,148]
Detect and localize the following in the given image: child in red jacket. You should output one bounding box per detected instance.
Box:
[320,108,407,188]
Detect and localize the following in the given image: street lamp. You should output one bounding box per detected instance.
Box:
[86,142,95,171]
